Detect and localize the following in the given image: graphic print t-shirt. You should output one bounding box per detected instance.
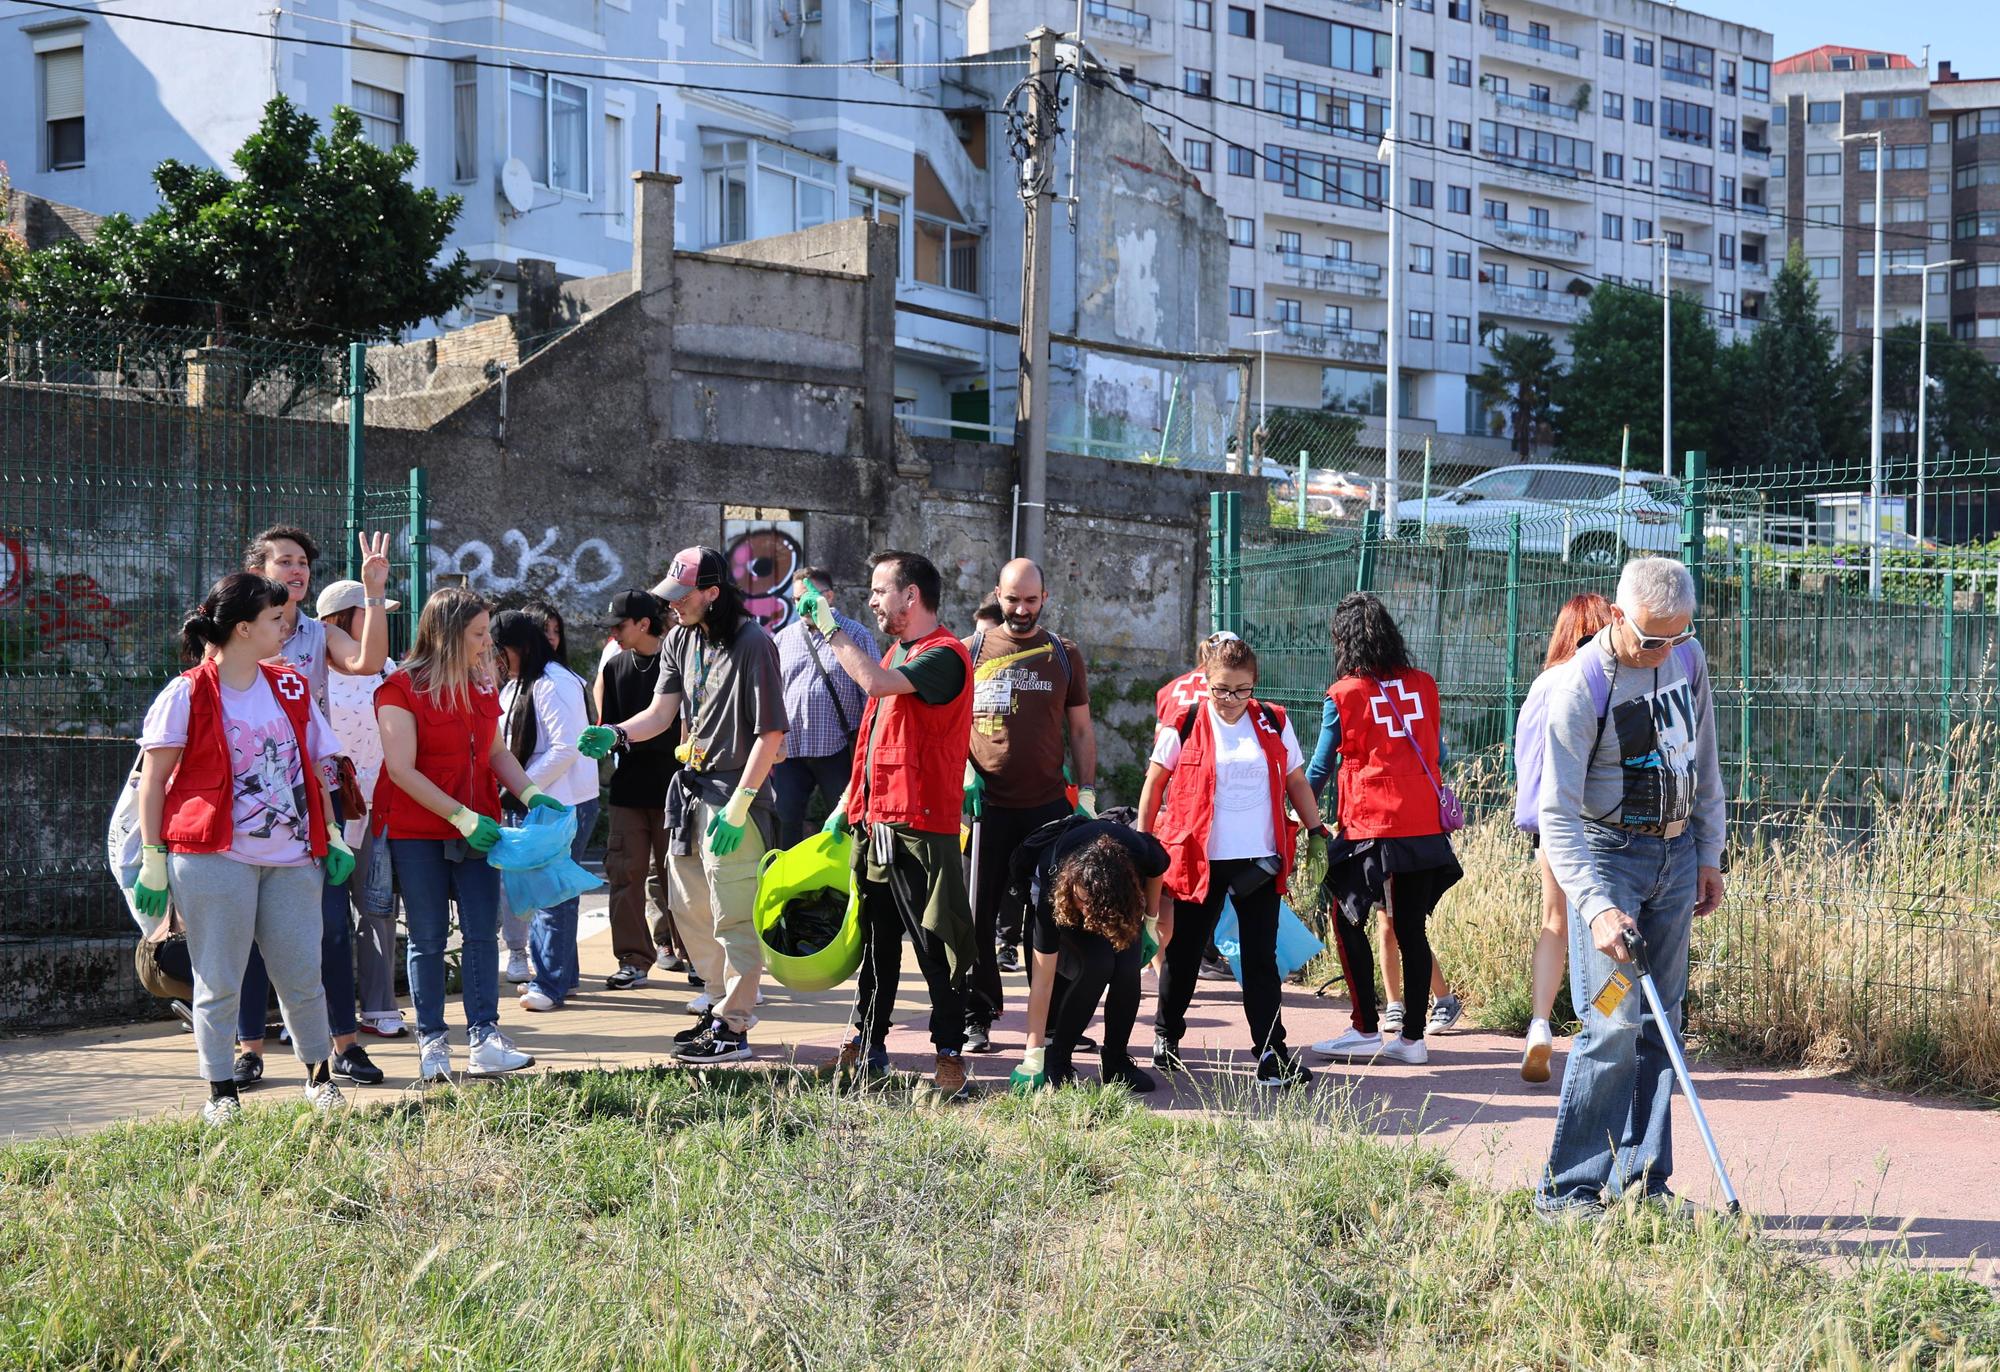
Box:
[966,627,1089,809]
[141,675,338,867]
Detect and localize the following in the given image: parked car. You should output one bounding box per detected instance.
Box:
[1273,468,1373,518]
[1398,463,1682,566]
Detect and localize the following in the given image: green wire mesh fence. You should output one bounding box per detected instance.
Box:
[1,323,425,1027]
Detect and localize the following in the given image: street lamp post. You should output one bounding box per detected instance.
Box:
[1636,236,1672,478]
[1381,0,1404,535]
[1841,129,1886,597]
[1890,257,1964,551]
[1252,328,1280,464]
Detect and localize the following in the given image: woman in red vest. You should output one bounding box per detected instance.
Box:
[132,572,355,1124]
[1138,636,1326,1088]
[1309,593,1463,1066]
[375,588,566,1086]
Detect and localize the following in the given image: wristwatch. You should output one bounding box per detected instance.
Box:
[612,723,631,753]
[364,596,389,608]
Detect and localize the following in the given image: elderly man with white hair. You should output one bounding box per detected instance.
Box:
[1535,556,1727,1218]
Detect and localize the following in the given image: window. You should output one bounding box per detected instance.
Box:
[602,112,626,225]
[1660,157,1710,202]
[1804,204,1838,226]
[1859,143,1926,172]
[1660,38,1714,88]
[1602,212,1623,240]
[1448,56,1471,86]
[1955,213,2000,238]
[1720,117,1735,152]
[1952,162,2000,189]
[351,48,406,151]
[1447,249,1470,278]
[1633,98,1653,127]
[1858,248,1925,277]
[1831,55,1853,71]
[1183,0,1212,28]
[1184,139,1212,170]
[1933,119,1951,144]
[1956,111,2000,137]
[1409,310,1434,339]
[1952,263,2000,289]
[1633,38,1652,66]
[720,0,756,46]
[1603,92,1623,120]
[1805,152,1839,176]
[1632,218,1653,240]
[1603,30,1623,59]
[1858,196,1927,224]
[1488,263,1508,286]
[1721,60,1736,94]
[1183,68,1213,97]
[1859,95,1923,120]
[1447,184,1470,214]
[1263,9,1391,77]
[452,61,478,182]
[1719,174,1734,204]
[1479,121,1596,179]
[1412,244,1433,273]
[1409,112,1434,143]
[1227,5,1254,36]
[1229,76,1256,105]
[1528,267,1549,290]
[1262,142,1384,209]
[1447,0,1470,18]
[1230,286,1256,316]
[1265,75,1386,140]
[1807,101,1840,124]
[849,181,904,270]
[1447,314,1471,344]
[1602,152,1623,179]
[1448,120,1471,150]
[1409,177,1433,207]
[511,70,592,193]
[1744,59,1770,101]
[1410,48,1434,78]
[849,0,900,62]
[1483,197,1508,220]
[1717,232,1734,264]
[1633,158,1652,185]
[1770,153,1786,177]
[1228,216,1255,247]
[1227,144,1256,176]
[1277,230,1302,254]
[40,44,84,171]
[1528,83,1551,104]
[702,138,837,245]
[1274,297,1302,323]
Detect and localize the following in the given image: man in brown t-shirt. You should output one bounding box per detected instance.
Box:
[962,557,1098,1051]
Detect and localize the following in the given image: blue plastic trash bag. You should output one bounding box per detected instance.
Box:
[489,807,603,912]
[1212,896,1324,984]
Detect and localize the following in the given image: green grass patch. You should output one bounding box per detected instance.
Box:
[2,1068,1997,1370]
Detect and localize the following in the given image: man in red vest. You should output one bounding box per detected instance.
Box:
[801,552,978,1100]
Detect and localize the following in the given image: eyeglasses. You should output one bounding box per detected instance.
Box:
[1628,623,1697,652]
[1208,685,1256,701]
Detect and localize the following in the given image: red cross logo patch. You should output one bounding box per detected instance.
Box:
[1368,678,1423,737]
[275,673,306,703]
[1169,672,1206,709]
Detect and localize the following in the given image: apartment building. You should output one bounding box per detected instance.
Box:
[974,0,1775,448]
[1773,49,2000,367]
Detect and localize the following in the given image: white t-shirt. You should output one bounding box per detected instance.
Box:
[1150,702,1305,861]
[140,674,339,867]
[498,665,599,806]
[326,658,395,848]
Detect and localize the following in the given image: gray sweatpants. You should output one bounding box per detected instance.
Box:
[171,854,332,1082]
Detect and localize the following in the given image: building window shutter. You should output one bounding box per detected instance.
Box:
[43,48,84,120]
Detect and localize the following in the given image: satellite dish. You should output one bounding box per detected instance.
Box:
[500,158,535,215]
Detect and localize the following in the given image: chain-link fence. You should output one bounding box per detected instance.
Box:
[1215,449,2000,1091]
[1,322,425,1027]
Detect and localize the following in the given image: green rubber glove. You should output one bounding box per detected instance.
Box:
[1075,785,1097,819]
[518,784,569,815]
[578,725,620,760]
[134,844,170,920]
[324,832,355,886]
[797,580,839,636]
[448,805,501,853]
[823,808,852,838]
[964,763,985,820]
[1010,1045,1047,1095]
[707,787,756,857]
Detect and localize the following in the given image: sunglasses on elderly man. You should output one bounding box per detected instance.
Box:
[1629,623,1697,652]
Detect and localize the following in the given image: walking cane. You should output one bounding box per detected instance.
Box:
[1616,927,1742,1216]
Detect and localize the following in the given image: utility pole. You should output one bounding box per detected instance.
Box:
[1894,257,1964,551]
[1842,129,1885,597]
[1381,0,1403,534]
[1013,27,1062,564]
[1638,235,1672,477]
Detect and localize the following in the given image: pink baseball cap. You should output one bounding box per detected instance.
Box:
[652,546,727,602]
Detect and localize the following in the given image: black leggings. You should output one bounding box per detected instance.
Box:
[1153,858,1287,1056]
[1329,866,1454,1039]
[1043,928,1142,1084]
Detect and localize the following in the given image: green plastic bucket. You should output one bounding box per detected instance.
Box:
[752,830,864,992]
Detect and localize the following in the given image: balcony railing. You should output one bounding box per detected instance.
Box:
[1271,247,1386,294]
[1739,260,1769,277]
[1739,200,1769,217]
[1661,62,1712,89]
[1480,19,1579,59]
[1085,0,1152,37]
[1483,214,1584,252]
[1485,283,1585,322]
[1668,247,1713,269]
[1479,138,1588,181]
[1660,178,1712,205]
[1268,318,1386,359]
[1742,142,1771,159]
[1493,90,1580,122]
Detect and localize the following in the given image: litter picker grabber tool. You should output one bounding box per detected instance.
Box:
[1609,927,1742,1216]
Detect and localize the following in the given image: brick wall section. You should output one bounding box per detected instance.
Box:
[1837,93,1930,354]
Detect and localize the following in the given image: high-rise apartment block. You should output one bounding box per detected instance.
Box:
[974,0,1775,452]
[1773,49,2000,367]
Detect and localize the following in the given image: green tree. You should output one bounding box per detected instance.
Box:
[7,97,481,405]
[1721,243,1863,475]
[1469,329,1561,456]
[1882,320,2000,464]
[1555,282,1722,468]
[0,160,25,293]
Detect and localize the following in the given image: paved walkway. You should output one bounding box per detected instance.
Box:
[5,894,1996,1283]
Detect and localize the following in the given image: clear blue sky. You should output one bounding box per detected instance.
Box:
[1702,0,1992,73]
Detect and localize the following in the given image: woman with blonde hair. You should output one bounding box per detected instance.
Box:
[374,588,569,1084]
[1513,591,1618,1083]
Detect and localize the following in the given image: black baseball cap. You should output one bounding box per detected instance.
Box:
[653,547,728,602]
[606,589,664,624]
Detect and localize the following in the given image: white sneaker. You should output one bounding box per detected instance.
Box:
[1522,1018,1554,1083]
[201,1095,242,1126]
[419,1034,452,1085]
[687,993,713,1016]
[518,987,557,1012]
[755,989,766,1006]
[303,1079,347,1113]
[1428,993,1464,1034]
[468,1030,535,1077]
[1380,1002,1406,1038]
[1311,1028,1383,1058]
[1379,1035,1430,1065]
[360,1010,409,1038]
[503,950,533,984]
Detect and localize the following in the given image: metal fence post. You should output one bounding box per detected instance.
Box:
[1682,448,1707,608]
[408,466,429,614]
[1355,508,1380,592]
[1208,490,1241,634]
[346,341,366,580]
[1738,545,1753,800]
[1942,567,1956,792]
[1297,450,1309,529]
[1505,511,1522,775]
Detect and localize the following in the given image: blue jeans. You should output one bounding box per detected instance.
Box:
[391,837,502,1042]
[1538,826,1698,1209]
[528,800,598,1006]
[770,749,852,851]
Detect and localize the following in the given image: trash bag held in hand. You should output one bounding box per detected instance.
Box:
[1212,896,1324,984]
[490,806,603,912]
[752,830,864,991]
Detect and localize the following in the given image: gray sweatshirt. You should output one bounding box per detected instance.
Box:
[1537,627,1725,922]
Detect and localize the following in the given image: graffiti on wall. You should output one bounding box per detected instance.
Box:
[428,524,624,598]
[0,537,134,651]
[723,519,804,631]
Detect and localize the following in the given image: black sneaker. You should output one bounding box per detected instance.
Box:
[1151,1035,1187,1073]
[996,945,1023,974]
[1198,954,1234,982]
[1255,1048,1312,1090]
[686,971,706,989]
[1071,1034,1098,1055]
[674,1011,715,1045]
[605,964,651,991]
[1102,1055,1157,1094]
[675,1024,751,1062]
[964,1023,997,1054]
[232,1050,265,1088]
[331,1043,385,1086]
